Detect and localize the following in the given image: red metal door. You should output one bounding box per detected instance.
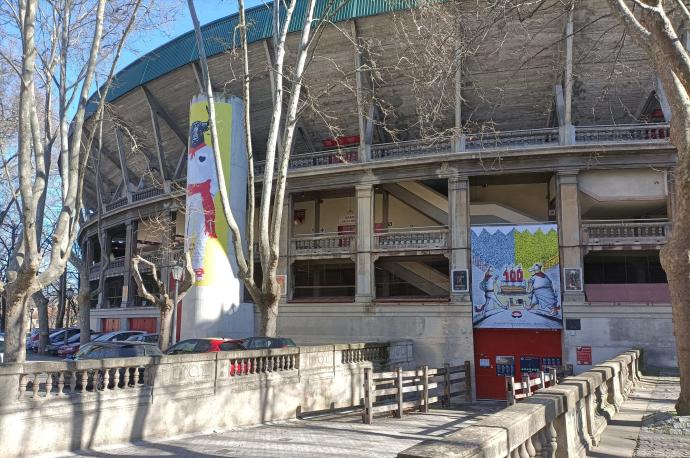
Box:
[102,318,121,333]
[128,317,157,333]
[474,328,563,400]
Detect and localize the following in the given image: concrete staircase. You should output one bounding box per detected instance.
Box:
[378,260,449,296]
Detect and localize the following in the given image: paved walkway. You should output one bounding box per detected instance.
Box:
[62,402,503,457]
[589,376,687,458]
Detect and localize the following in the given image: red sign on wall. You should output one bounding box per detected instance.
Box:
[576,346,592,365]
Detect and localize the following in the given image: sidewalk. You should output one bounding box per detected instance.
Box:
[588,376,689,458]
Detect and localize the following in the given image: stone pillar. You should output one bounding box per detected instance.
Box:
[448,175,471,304]
[278,194,292,299]
[121,220,137,307]
[97,230,111,309]
[556,171,585,305]
[355,184,374,303]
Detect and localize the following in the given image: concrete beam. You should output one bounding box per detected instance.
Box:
[381,183,448,225]
[141,86,187,148]
[142,87,171,190]
[114,128,133,202]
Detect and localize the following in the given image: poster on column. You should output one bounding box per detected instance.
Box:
[471,224,562,329]
[182,95,251,339]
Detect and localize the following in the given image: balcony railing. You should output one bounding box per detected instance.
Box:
[291,232,356,256]
[581,219,670,246]
[255,147,359,176]
[576,123,669,144]
[105,197,128,212]
[465,127,559,150]
[374,226,448,251]
[371,138,452,160]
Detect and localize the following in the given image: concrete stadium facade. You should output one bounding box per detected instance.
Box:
[77,0,678,396]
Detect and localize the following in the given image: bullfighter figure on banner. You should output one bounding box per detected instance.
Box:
[185,120,219,281]
[527,263,559,315]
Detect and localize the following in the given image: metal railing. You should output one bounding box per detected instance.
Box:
[291,232,356,255]
[582,218,670,245]
[465,127,559,150]
[255,147,359,175]
[371,138,452,160]
[576,123,670,144]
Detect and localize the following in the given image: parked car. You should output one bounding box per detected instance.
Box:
[26,328,59,352]
[0,334,5,364]
[241,337,296,350]
[164,338,242,355]
[93,330,145,343]
[73,341,163,360]
[126,333,159,344]
[57,331,103,358]
[29,328,81,353]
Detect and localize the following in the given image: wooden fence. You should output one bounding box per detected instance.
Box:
[362,361,471,424]
[505,368,558,406]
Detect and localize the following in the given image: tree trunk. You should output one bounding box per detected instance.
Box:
[4,287,29,363]
[661,180,690,415]
[259,298,280,337]
[159,303,172,350]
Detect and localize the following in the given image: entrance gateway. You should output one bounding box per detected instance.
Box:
[470,224,563,400]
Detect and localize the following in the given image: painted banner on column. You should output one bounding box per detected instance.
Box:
[181,95,252,339]
[185,97,233,284]
[471,224,562,329]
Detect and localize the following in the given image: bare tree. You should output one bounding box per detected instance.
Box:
[131,252,194,349]
[0,0,147,363]
[605,0,690,415]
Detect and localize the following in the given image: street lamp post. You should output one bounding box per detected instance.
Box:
[170,264,185,348]
[65,288,76,346]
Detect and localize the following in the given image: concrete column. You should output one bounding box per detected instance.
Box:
[278,194,292,299]
[355,184,374,303]
[557,171,585,304]
[97,230,111,309]
[448,175,471,304]
[121,220,137,307]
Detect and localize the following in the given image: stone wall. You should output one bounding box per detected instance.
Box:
[398,349,642,458]
[0,341,412,458]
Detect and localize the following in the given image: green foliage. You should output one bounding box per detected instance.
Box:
[515,228,559,278]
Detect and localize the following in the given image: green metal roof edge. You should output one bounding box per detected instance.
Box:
[86,0,416,115]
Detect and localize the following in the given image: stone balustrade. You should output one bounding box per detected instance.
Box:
[398,349,641,458]
[0,340,411,458]
[576,123,669,144]
[582,219,670,246]
[374,226,449,251]
[291,232,356,256]
[464,127,559,150]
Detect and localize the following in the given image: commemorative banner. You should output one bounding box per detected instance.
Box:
[471,224,562,329]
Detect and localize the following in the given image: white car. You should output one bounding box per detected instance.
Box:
[94,330,145,343]
[0,334,5,364]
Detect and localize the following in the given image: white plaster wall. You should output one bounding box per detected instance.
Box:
[470,183,549,220]
[564,310,676,373]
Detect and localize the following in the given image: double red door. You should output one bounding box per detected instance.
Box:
[474,328,563,400]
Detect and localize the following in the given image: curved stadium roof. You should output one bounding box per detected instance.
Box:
[90,0,412,111]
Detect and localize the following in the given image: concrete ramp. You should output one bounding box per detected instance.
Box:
[382,182,448,225]
[379,261,450,296]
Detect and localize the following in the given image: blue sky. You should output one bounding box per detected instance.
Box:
[117,0,265,72]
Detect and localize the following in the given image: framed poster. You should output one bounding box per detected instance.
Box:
[276,274,287,296]
[576,346,592,365]
[564,267,583,292]
[451,269,469,293]
[471,224,562,329]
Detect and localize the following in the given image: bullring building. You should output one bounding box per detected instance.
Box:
[78,0,676,399]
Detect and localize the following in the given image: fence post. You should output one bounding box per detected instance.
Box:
[506,376,515,406]
[522,374,531,397]
[443,362,450,407]
[396,366,403,418]
[464,360,472,401]
[421,365,429,413]
[363,367,373,424]
[549,367,558,385]
[540,370,547,389]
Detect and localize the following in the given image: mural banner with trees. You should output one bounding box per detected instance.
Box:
[471,224,562,329]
